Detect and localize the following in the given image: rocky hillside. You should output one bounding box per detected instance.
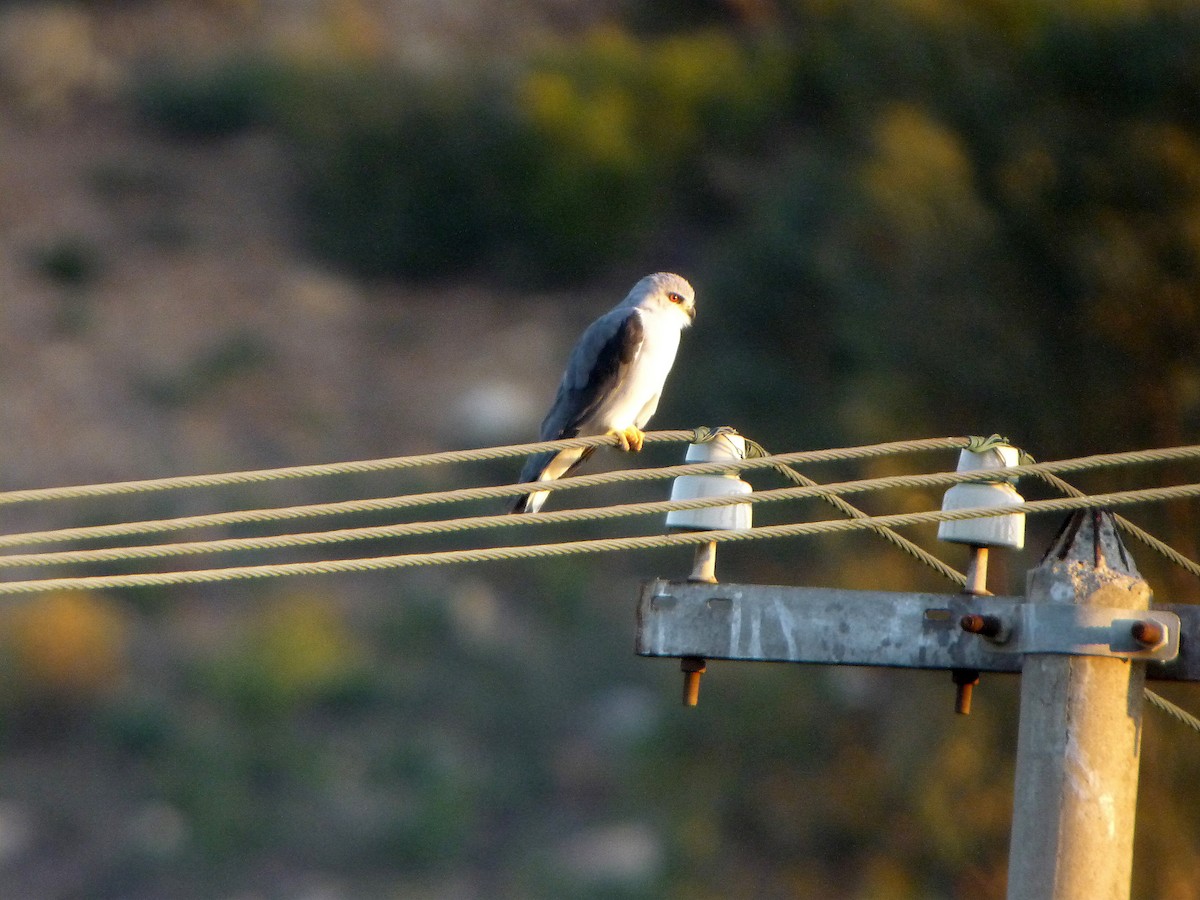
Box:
[0,0,630,498]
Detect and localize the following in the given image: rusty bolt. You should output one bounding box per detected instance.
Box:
[960,614,1004,638]
[681,656,706,707]
[952,668,980,715]
[1131,620,1165,649]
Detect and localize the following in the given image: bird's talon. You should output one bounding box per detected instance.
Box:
[611,426,644,452]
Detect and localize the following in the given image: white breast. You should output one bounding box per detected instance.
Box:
[585,308,682,434]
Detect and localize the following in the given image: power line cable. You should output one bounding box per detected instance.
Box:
[0,481,1197,596]
[2,443,1198,554]
[2,431,1195,733]
[0,432,970,507]
[0,464,1085,571]
[0,435,974,549]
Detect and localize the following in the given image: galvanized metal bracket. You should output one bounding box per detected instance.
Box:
[635,580,1195,678]
[973,604,1180,662]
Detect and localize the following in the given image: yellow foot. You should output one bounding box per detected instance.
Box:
[609,426,645,452]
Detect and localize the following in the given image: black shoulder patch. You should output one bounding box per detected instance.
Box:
[551,310,644,436]
[617,310,644,365]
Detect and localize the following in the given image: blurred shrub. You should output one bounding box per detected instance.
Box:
[273,66,516,279]
[1,591,129,700]
[131,28,794,281]
[523,28,792,159]
[30,234,103,333]
[132,57,281,138]
[31,234,102,287]
[860,103,988,239]
[201,594,366,717]
[137,331,272,408]
[1034,8,1200,117]
[0,2,119,114]
[503,28,792,275]
[275,28,794,280]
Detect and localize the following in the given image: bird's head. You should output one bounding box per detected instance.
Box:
[625,272,696,326]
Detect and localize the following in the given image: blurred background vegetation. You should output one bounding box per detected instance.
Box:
[2,0,1200,897]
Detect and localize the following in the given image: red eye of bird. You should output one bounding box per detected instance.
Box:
[668,292,684,304]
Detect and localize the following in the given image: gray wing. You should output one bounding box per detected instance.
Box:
[540,307,643,441]
[515,309,644,486]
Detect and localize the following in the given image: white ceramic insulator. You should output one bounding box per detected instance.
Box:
[937,446,1025,550]
[666,432,753,532]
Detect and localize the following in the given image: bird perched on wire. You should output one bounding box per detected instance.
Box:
[510,272,696,514]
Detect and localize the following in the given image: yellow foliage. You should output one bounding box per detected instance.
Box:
[519,70,639,169]
[1053,0,1160,20]
[885,0,1047,40]
[1147,122,1200,195]
[517,26,788,175]
[251,595,359,699]
[0,4,121,114]
[323,0,386,61]
[861,104,986,236]
[856,855,918,899]
[4,592,129,696]
[654,30,746,108]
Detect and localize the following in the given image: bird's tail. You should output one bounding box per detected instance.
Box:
[509,446,594,514]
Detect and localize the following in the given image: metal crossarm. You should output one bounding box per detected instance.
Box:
[635,580,1198,680]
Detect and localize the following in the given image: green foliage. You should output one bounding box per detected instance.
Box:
[274,28,792,280]
[507,28,794,274]
[137,332,272,408]
[196,595,366,718]
[32,235,102,287]
[131,30,793,282]
[275,66,517,279]
[664,1,1200,462]
[99,694,180,760]
[1035,8,1200,116]
[132,57,280,138]
[31,235,105,334]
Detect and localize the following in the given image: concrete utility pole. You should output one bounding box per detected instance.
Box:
[1007,511,1151,900]
[635,509,1198,900]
